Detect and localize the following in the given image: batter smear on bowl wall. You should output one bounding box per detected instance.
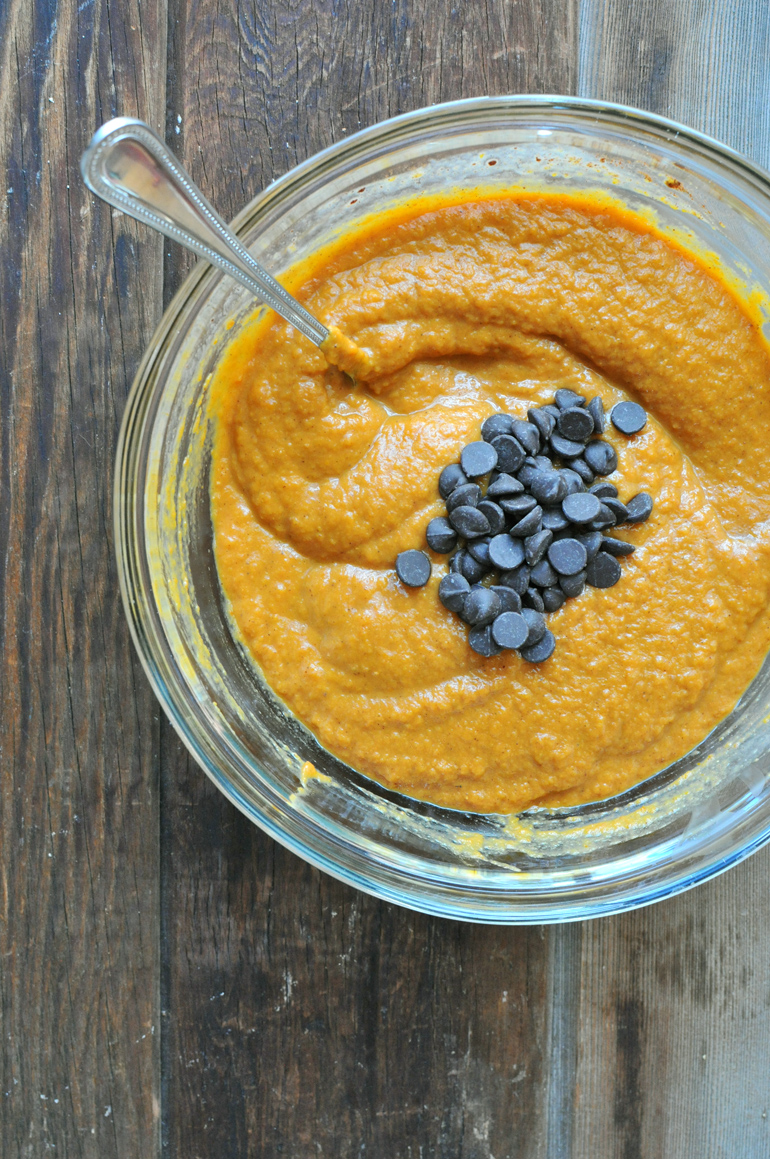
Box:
[210,191,770,814]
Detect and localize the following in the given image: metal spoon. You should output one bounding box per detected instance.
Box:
[80,117,367,374]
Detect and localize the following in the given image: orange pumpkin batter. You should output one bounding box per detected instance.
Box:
[210,193,770,813]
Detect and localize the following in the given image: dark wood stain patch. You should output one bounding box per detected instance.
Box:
[0,0,165,1155]
[613,997,643,1159]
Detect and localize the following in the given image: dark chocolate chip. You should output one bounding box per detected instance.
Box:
[590,481,618,499]
[533,455,556,472]
[520,629,555,662]
[562,491,601,525]
[499,564,530,595]
[517,464,538,488]
[488,534,526,571]
[449,551,463,573]
[438,463,468,499]
[487,472,524,498]
[601,536,635,557]
[587,396,606,434]
[491,434,526,474]
[459,551,487,584]
[611,401,647,435]
[511,419,541,456]
[449,505,491,539]
[548,538,588,576]
[559,570,587,598]
[550,432,586,459]
[490,585,522,614]
[481,413,515,442]
[446,482,482,513]
[426,517,457,553]
[574,531,603,561]
[522,587,545,612]
[560,469,585,496]
[590,503,617,530]
[491,611,530,650]
[625,492,654,523]
[438,573,470,611]
[499,493,537,520]
[527,408,556,440]
[555,388,586,410]
[543,405,561,419]
[509,505,543,538]
[542,508,570,531]
[469,624,503,657]
[468,536,492,566]
[568,457,595,485]
[542,588,566,612]
[463,586,501,626]
[525,529,553,566]
[461,440,498,478]
[521,607,546,644]
[602,497,629,525]
[586,552,622,588]
[396,550,431,587]
[583,440,618,476]
[530,559,559,588]
[530,471,567,506]
[477,500,506,536]
[557,406,594,443]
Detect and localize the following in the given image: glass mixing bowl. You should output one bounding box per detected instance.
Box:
[116,95,770,923]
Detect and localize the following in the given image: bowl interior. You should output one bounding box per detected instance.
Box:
[121,97,770,922]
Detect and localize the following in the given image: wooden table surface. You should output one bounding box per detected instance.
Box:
[3,0,770,1155]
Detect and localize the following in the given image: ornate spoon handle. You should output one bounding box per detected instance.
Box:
[80,117,329,348]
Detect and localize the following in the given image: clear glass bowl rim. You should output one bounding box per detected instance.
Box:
[115,94,770,924]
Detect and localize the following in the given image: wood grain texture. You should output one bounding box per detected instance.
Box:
[579,0,770,167]
[160,2,577,1156]
[572,869,770,1159]
[163,0,577,285]
[163,733,553,1159]
[0,0,165,1154]
[575,3,770,1156]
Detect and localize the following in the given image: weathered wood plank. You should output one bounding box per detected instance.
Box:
[163,733,553,1158]
[574,3,770,1156]
[573,870,770,1159]
[0,0,166,1154]
[579,0,770,167]
[160,2,577,1156]
[164,0,578,280]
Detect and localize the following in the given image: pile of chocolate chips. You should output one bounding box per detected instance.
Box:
[395,391,653,662]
